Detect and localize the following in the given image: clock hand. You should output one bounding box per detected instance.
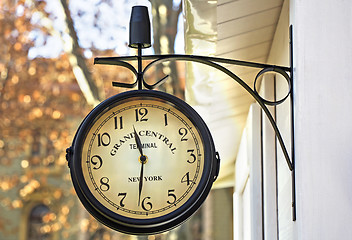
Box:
[133,126,147,206]
[133,125,144,156]
[138,158,145,206]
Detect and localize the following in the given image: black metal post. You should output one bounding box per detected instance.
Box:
[290,25,296,221]
[137,44,143,90]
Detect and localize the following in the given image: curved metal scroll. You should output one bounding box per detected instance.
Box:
[94,54,293,170]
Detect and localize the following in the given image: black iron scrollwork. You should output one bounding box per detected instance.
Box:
[94,54,293,170]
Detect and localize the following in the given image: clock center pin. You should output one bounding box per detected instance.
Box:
[139,155,148,164]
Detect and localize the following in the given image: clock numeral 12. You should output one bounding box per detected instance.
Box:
[135,108,148,122]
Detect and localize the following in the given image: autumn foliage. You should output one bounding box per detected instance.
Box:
[0,1,132,238]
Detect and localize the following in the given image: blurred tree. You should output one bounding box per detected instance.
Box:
[58,0,102,106]
[0,0,130,239]
[31,0,101,106]
[0,1,89,239]
[0,0,186,239]
[150,0,184,98]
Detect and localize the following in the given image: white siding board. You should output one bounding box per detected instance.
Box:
[218,7,282,39]
[217,25,276,54]
[219,41,272,61]
[217,0,283,24]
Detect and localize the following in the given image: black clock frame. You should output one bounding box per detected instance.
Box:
[67,90,220,235]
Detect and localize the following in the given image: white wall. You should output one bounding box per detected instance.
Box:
[233,0,352,239]
[292,0,352,239]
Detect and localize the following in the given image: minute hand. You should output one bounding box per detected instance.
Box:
[133,126,144,156]
[133,126,146,207]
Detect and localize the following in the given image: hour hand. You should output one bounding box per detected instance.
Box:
[133,125,144,156]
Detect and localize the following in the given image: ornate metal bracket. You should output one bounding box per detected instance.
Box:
[94,24,296,221]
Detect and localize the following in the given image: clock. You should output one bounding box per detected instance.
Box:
[66,90,220,235]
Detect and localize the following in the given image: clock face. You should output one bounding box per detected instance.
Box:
[69,90,218,234]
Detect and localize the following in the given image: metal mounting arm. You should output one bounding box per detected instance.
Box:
[94,54,293,168]
[93,26,296,221]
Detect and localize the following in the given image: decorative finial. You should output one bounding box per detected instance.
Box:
[129,6,151,49]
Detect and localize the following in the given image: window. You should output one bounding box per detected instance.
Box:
[27,204,51,240]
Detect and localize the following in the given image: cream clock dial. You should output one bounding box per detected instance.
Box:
[67,90,219,235]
